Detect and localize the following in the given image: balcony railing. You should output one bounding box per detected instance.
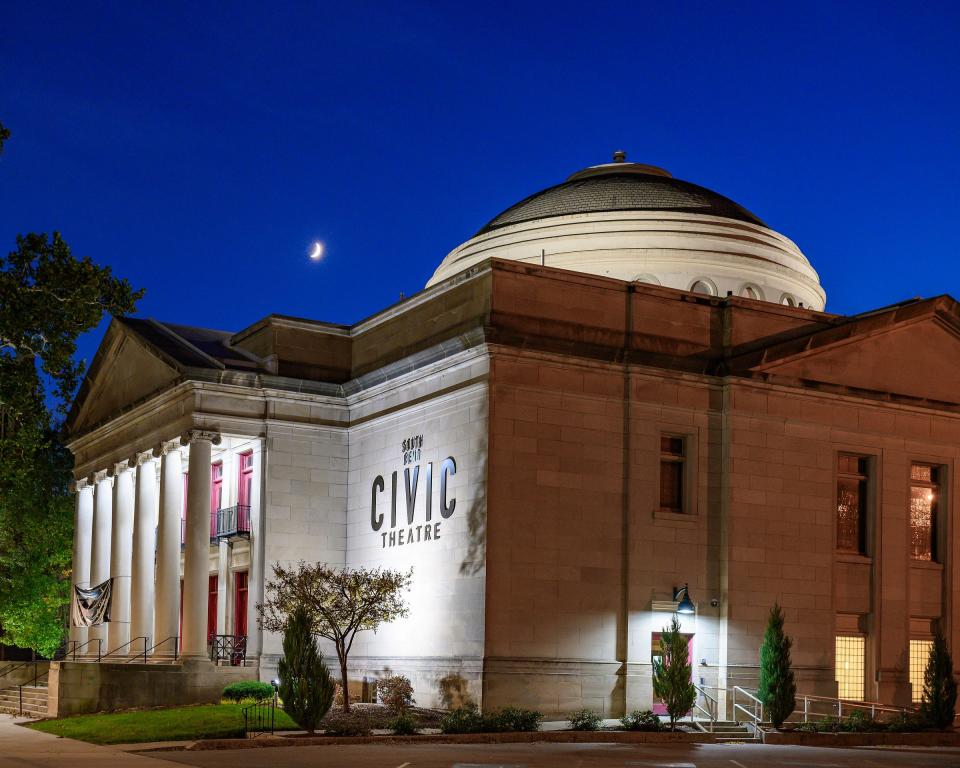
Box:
[210,634,247,666]
[214,505,251,539]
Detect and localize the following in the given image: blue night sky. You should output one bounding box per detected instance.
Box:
[2,2,959,369]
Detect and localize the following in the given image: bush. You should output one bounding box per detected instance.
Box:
[278,606,336,733]
[758,603,797,729]
[334,682,358,708]
[440,704,485,734]
[921,623,958,730]
[324,715,373,736]
[391,710,419,735]
[886,711,930,732]
[222,681,275,703]
[568,709,603,731]
[484,706,543,732]
[377,674,415,714]
[840,709,883,732]
[620,710,664,731]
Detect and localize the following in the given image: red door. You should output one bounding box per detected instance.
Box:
[651,632,695,715]
[235,571,248,637]
[207,575,218,644]
[238,452,253,533]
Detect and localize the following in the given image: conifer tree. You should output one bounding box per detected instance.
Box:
[920,623,958,730]
[277,605,335,733]
[652,615,696,730]
[758,603,797,728]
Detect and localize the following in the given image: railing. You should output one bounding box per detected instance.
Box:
[99,636,149,662]
[215,505,251,539]
[692,684,718,732]
[210,634,247,666]
[243,697,275,737]
[732,685,764,734]
[129,635,179,663]
[18,663,48,716]
[796,692,912,723]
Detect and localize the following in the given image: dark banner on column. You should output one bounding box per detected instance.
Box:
[72,578,113,627]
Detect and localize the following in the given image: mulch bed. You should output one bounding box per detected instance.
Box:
[315,703,445,731]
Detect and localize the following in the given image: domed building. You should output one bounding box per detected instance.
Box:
[58,155,960,724]
[429,152,825,310]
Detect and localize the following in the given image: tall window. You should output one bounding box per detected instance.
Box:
[210,462,223,537]
[835,635,865,700]
[837,455,868,554]
[660,436,685,514]
[910,639,933,703]
[235,571,249,637]
[910,464,940,561]
[238,452,253,507]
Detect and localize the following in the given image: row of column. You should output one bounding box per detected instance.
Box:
[71,430,220,659]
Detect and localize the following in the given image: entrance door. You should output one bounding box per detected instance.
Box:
[207,575,218,645]
[234,571,248,637]
[651,631,694,715]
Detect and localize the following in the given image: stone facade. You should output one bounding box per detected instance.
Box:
[66,258,960,717]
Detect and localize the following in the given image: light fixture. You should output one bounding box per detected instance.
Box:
[674,583,696,615]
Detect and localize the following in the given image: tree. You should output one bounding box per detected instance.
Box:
[258,562,412,712]
[758,603,797,728]
[652,615,696,730]
[920,622,958,730]
[277,605,335,733]
[0,122,143,654]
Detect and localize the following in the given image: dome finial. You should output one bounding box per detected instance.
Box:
[613,150,627,163]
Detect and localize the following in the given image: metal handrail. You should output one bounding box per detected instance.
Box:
[692,684,718,732]
[732,685,764,732]
[18,663,48,717]
[100,636,149,661]
[131,635,179,663]
[797,692,911,722]
[62,637,104,662]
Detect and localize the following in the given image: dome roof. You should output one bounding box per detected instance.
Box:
[477,158,765,235]
[426,152,826,312]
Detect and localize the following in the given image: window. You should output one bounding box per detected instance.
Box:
[235,571,249,637]
[238,451,253,508]
[690,280,714,296]
[210,462,223,537]
[740,284,763,301]
[780,294,796,307]
[660,436,685,514]
[837,455,868,554]
[207,574,218,645]
[910,639,933,703]
[910,463,940,561]
[835,635,865,700]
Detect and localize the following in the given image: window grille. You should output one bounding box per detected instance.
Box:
[910,639,933,704]
[835,635,865,700]
[909,463,940,561]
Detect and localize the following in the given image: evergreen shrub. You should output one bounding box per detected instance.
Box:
[568,709,603,731]
[221,681,275,703]
[620,710,664,731]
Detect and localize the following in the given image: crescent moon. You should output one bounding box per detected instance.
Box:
[309,241,324,260]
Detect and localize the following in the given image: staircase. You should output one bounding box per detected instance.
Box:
[705,720,759,741]
[0,683,49,718]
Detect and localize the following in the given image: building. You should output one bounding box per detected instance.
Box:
[63,153,960,717]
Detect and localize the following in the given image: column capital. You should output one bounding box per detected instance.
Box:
[89,469,111,486]
[71,479,90,493]
[130,450,156,467]
[153,439,181,458]
[110,459,132,477]
[181,429,222,447]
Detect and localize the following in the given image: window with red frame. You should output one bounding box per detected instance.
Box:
[210,462,223,537]
[238,451,253,533]
[234,571,248,637]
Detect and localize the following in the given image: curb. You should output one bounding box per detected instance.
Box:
[187,730,713,751]
[761,730,960,747]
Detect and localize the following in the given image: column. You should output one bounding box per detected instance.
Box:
[108,462,135,654]
[181,430,220,658]
[87,471,113,655]
[154,443,182,656]
[130,452,158,653]
[70,482,94,649]
[246,440,265,659]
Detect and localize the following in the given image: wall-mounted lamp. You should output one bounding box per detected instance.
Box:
[673,584,696,615]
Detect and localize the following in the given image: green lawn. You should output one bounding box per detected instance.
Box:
[27,703,299,744]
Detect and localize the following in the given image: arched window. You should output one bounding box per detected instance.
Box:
[689,279,715,296]
[739,284,764,301]
[780,294,797,307]
[633,273,661,286]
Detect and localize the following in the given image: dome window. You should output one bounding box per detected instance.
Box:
[780,294,797,307]
[739,284,764,301]
[689,279,716,296]
[633,274,661,286]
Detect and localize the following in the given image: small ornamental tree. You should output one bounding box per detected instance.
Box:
[920,623,958,730]
[758,603,797,728]
[259,562,412,712]
[277,605,334,733]
[652,615,696,730]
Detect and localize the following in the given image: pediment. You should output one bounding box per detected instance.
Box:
[69,321,181,434]
[750,313,960,405]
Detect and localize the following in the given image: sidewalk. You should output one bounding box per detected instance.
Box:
[0,714,185,767]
